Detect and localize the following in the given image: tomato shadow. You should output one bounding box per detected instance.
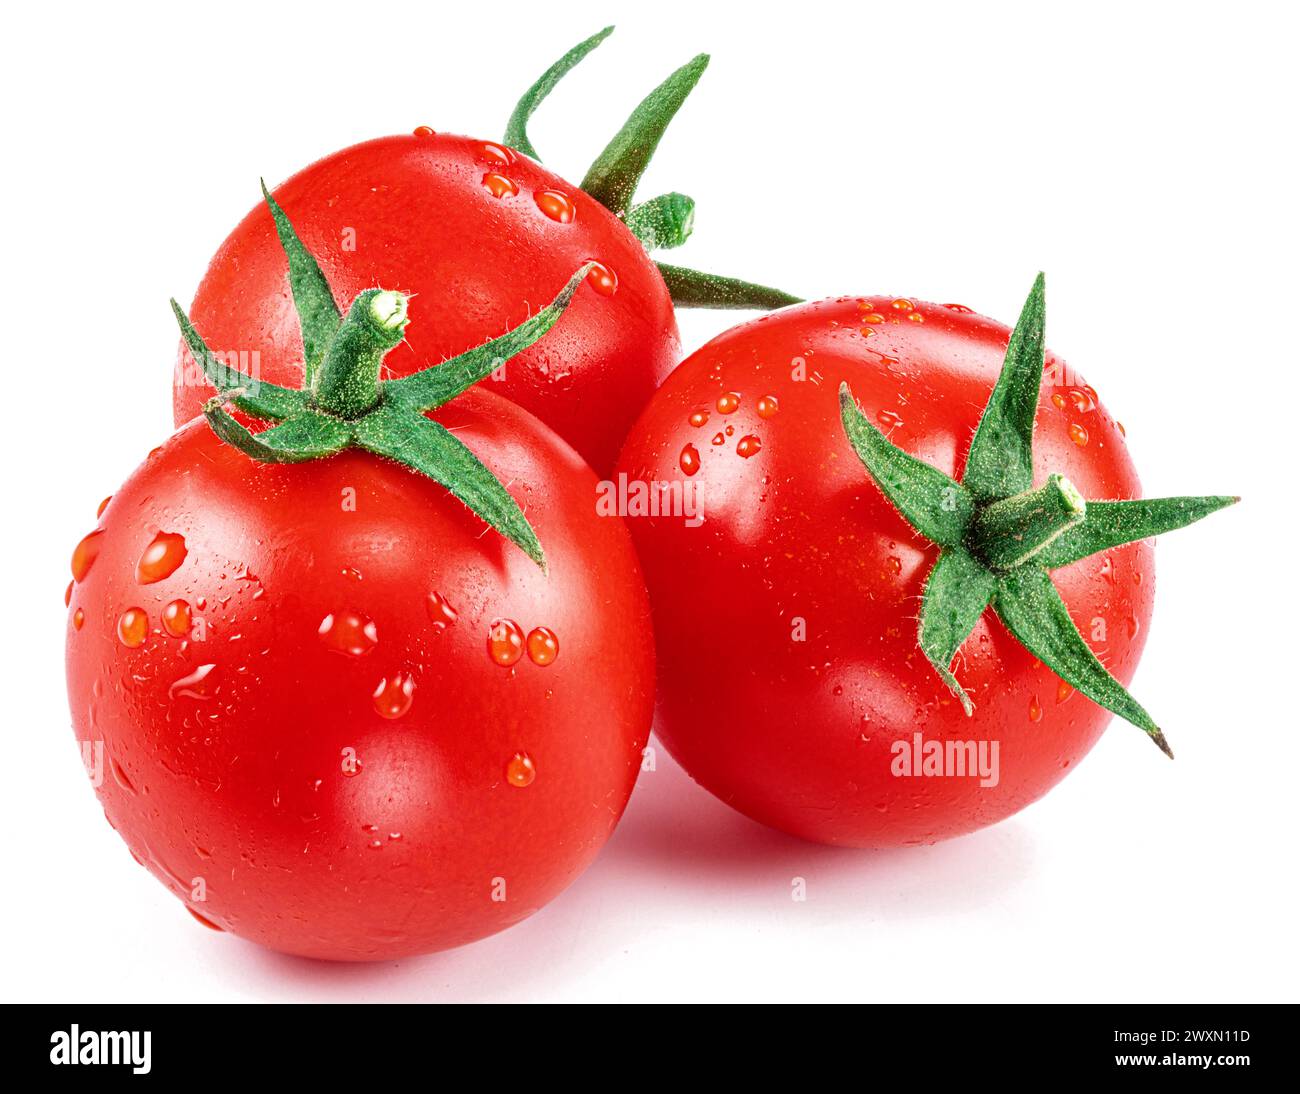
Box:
[210,739,1035,1000]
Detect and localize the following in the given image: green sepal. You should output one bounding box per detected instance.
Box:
[203,405,351,462]
[504,26,614,161]
[995,567,1172,757]
[962,272,1046,501]
[260,180,341,385]
[580,53,709,215]
[839,382,974,547]
[918,547,997,715]
[171,299,306,421]
[1036,495,1240,570]
[385,265,591,413]
[354,408,545,570]
[625,192,696,251]
[656,263,802,310]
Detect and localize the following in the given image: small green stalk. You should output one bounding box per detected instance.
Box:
[968,474,1086,571]
[310,290,409,418]
[839,274,1238,756]
[502,28,801,310]
[174,187,596,570]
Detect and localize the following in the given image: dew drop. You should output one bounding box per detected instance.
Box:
[689,410,709,428]
[71,530,104,582]
[1051,393,1066,409]
[73,608,84,631]
[526,626,559,667]
[736,435,762,458]
[757,395,779,419]
[877,409,903,429]
[487,619,524,666]
[890,298,914,311]
[318,611,378,656]
[679,443,700,476]
[1069,388,1096,413]
[1068,423,1089,447]
[861,313,884,325]
[412,125,436,137]
[64,581,73,607]
[482,172,519,199]
[186,907,224,931]
[1099,555,1115,585]
[162,599,192,637]
[711,432,726,446]
[170,663,217,701]
[535,190,576,223]
[1127,616,1140,639]
[505,752,536,787]
[480,141,514,164]
[1056,679,1074,703]
[426,591,459,630]
[372,673,416,719]
[136,531,188,584]
[943,303,973,313]
[1028,694,1043,722]
[97,495,112,517]
[586,261,618,296]
[716,392,741,414]
[907,311,925,322]
[117,608,149,648]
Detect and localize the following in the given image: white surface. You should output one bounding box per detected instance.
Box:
[3,0,1296,1002]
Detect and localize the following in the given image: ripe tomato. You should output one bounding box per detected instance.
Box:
[68,390,654,959]
[171,31,796,474]
[616,289,1231,847]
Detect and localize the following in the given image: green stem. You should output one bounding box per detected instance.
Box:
[967,474,1086,571]
[310,290,408,418]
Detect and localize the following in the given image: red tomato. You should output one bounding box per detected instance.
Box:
[171,132,676,475]
[616,296,1157,848]
[67,391,654,959]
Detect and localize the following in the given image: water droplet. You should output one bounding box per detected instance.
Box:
[679,443,700,476]
[117,608,149,648]
[480,141,514,164]
[1028,694,1043,722]
[372,673,416,719]
[71,530,104,582]
[526,626,559,666]
[1117,421,1127,437]
[187,907,224,931]
[890,298,914,312]
[861,313,884,325]
[1056,679,1074,703]
[586,261,618,296]
[907,311,925,322]
[111,756,135,793]
[162,599,192,637]
[64,581,73,607]
[487,619,524,666]
[535,190,575,223]
[1068,423,1089,447]
[877,409,903,429]
[73,608,84,631]
[412,125,436,137]
[96,495,112,517]
[505,752,536,787]
[736,435,762,458]
[318,611,378,656]
[757,395,779,419]
[426,591,459,630]
[711,432,726,446]
[1127,616,1140,639]
[1069,388,1096,413]
[716,392,741,414]
[943,303,973,313]
[689,410,710,428]
[136,531,187,584]
[887,556,902,575]
[1051,392,1066,409]
[1100,555,1114,585]
[170,663,217,701]
[482,172,519,199]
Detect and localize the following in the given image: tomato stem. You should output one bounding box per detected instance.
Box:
[310,290,409,419]
[967,474,1086,571]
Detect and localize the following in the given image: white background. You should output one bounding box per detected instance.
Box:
[3,0,1296,1002]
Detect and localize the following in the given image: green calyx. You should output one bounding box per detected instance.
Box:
[172,187,595,571]
[839,273,1239,756]
[504,27,801,311]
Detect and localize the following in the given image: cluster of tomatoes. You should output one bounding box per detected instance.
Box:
[66,30,1232,960]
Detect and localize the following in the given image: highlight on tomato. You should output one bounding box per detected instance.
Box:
[616,277,1236,848]
[68,197,655,959]
[171,27,799,474]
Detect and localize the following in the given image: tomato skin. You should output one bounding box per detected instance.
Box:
[67,393,654,959]
[616,297,1154,848]
[171,133,680,474]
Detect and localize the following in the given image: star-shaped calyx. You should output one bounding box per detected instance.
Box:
[172,183,590,571]
[839,275,1238,756]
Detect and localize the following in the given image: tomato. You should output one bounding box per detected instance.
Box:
[616,286,1233,847]
[170,30,796,474]
[67,393,653,959]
